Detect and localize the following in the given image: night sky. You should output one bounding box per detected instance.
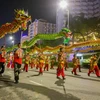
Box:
[0,0,57,47]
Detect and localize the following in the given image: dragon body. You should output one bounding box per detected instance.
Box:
[23,32,64,47]
[23,28,72,47]
[0,9,31,38]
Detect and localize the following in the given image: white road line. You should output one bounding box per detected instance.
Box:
[29,80,43,86]
[0,85,4,86]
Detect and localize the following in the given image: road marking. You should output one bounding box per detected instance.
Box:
[0,85,4,86]
[29,80,43,86]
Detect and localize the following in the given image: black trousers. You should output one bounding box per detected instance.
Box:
[14,62,21,82]
[0,62,5,74]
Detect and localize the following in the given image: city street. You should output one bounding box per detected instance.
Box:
[0,67,100,100]
[0,0,100,100]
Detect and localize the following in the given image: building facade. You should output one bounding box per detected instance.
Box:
[56,0,100,32]
[21,19,56,43]
[69,0,100,18]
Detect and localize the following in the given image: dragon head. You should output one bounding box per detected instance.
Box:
[15,9,31,30]
[61,28,72,44]
[61,28,72,37]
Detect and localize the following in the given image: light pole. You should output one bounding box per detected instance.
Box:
[58,0,69,52]
[59,0,69,29]
[67,10,69,29]
[9,36,13,40]
[59,0,69,52]
[12,40,14,46]
[9,36,14,47]
[59,0,68,9]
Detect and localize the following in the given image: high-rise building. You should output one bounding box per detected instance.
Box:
[69,0,100,18]
[21,19,56,43]
[56,0,100,32]
[28,19,56,38]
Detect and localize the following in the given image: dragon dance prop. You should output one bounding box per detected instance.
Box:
[29,39,100,54]
[23,28,72,48]
[6,28,72,51]
[0,9,31,38]
[1,9,99,53]
[6,26,100,53]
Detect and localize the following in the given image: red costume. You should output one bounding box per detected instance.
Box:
[71,55,78,75]
[57,59,65,79]
[0,47,6,75]
[50,59,55,69]
[64,58,68,71]
[14,44,23,84]
[44,57,49,71]
[39,57,45,75]
[77,58,81,72]
[57,48,65,80]
[30,58,35,69]
[88,55,100,77]
[24,54,30,72]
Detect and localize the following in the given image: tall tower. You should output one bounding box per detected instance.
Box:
[69,0,100,18]
[56,0,100,32]
[56,9,67,32]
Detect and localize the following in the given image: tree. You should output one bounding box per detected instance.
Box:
[69,14,100,43]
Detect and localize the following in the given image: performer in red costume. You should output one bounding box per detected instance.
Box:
[44,56,49,71]
[71,55,79,75]
[0,46,6,76]
[50,57,55,69]
[77,58,81,72]
[30,58,35,69]
[64,57,68,71]
[14,43,23,83]
[36,57,39,69]
[7,53,10,68]
[23,53,30,72]
[38,55,45,75]
[57,48,65,80]
[88,54,100,77]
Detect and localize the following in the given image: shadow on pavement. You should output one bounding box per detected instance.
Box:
[0,78,80,100]
[0,75,11,79]
[27,74,40,78]
[67,75,100,82]
[0,75,13,87]
[13,83,80,100]
[55,79,67,96]
[55,79,65,86]
[30,70,100,82]
[0,75,12,82]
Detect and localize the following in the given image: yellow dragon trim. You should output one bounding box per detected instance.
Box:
[0,9,31,38]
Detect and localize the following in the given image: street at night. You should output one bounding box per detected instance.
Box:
[0,0,100,100]
[0,67,100,100]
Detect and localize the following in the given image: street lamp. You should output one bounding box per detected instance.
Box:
[58,0,70,52]
[9,36,14,46]
[12,40,14,46]
[59,0,68,9]
[59,0,69,29]
[9,36,13,40]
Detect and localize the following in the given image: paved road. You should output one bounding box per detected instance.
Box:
[0,67,100,100]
